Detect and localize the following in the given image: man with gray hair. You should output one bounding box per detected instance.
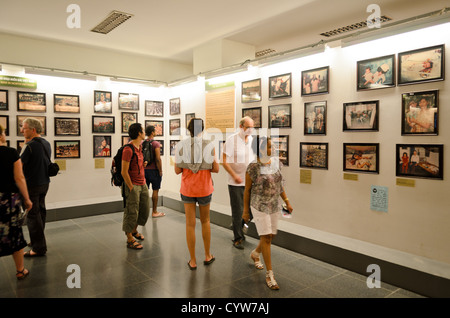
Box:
[20,118,51,257]
[223,116,256,249]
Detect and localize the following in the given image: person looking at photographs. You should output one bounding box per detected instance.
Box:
[243,136,293,290]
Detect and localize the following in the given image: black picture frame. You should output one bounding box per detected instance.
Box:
[343,101,379,132]
[301,66,329,96]
[343,143,379,174]
[170,140,179,156]
[17,91,46,112]
[0,115,9,136]
[92,116,115,134]
[157,140,164,156]
[269,73,291,99]
[145,120,164,136]
[94,90,112,113]
[185,113,195,135]
[271,135,289,166]
[357,54,396,90]
[242,107,262,129]
[54,94,80,113]
[300,142,328,170]
[93,135,111,158]
[242,78,262,103]
[118,93,139,111]
[55,140,81,159]
[145,100,164,117]
[169,118,181,136]
[0,89,8,111]
[121,112,138,133]
[304,101,326,135]
[268,104,291,128]
[401,90,438,136]
[54,117,81,136]
[396,144,443,180]
[170,97,180,115]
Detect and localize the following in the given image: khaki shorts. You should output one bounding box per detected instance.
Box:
[122,184,150,233]
[252,208,280,236]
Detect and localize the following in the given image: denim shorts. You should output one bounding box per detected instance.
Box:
[180,193,212,206]
[145,169,162,190]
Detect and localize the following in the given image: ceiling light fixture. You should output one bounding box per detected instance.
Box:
[91,10,134,34]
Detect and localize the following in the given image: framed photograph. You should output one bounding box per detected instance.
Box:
[343,101,379,132]
[93,136,111,158]
[145,120,164,136]
[271,135,289,166]
[300,142,328,170]
[94,90,112,113]
[401,90,438,135]
[242,78,262,103]
[54,117,81,136]
[54,94,80,113]
[122,136,131,146]
[242,107,262,129]
[119,93,139,111]
[268,104,291,128]
[185,113,195,135]
[343,143,379,174]
[170,140,179,156]
[0,115,9,136]
[304,101,326,135]
[398,44,445,85]
[0,89,8,111]
[396,144,443,180]
[121,112,138,133]
[17,91,46,112]
[55,140,81,159]
[145,100,164,117]
[16,140,25,154]
[92,116,115,134]
[169,118,181,135]
[157,140,164,156]
[17,115,46,136]
[269,73,291,99]
[301,66,329,96]
[357,54,395,90]
[170,97,180,115]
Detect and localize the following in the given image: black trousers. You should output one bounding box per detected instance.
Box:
[27,183,49,255]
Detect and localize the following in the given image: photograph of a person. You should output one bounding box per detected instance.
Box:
[93,135,111,158]
[122,112,138,133]
[118,93,139,110]
[268,104,291,128]
[300,142,328,170]
[398,44,444,85]
[357,54,395,90]
[92,116,115,133]
[55,140,81,159]
[242,107,262,129]
[169,118,181,135]
[0,89,8,110]
[145,120,164,136]
[271,135,289,166]
[145,100,164,117]
[396,144,443,180]
[241,78,262,103]
[17,91,46,112]
[269,73,291,99]
[301,66,329,96]
[343,101,379,131]
[402,90,438,135]
[170,97,180,115]
[54,117,81,136]
[304,101,326,135]
[17,115,46,136]
[343,143,379,174]
[94,90,112,113]
[54,94,80,113]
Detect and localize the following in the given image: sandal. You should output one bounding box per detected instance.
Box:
[16,268,29,280]
[127,239,143,249]
[266,270,280,290]
[132,232,144,240]
[250,249,264,270]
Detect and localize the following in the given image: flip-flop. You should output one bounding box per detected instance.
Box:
[152,212,166,218]
[203,256,215,265]
[188,261,197,270]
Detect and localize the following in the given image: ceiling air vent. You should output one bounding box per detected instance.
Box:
[255,48,277,58]
[91,10,134,34]
[320,15,392,37]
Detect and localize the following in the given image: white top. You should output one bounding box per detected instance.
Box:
[223,132,256,186]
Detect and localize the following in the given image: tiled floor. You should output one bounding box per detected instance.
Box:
[0,207,424,299]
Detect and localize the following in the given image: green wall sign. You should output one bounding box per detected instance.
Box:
[0,75,37,89]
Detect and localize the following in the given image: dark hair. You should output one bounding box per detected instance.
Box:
[128,123,143,140]
[187,118,204,137]
[256,136,271,158]
[145,125,155,137]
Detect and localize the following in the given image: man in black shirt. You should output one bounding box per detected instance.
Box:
[20,118,51,257]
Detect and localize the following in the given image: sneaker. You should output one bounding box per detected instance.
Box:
[233,240,244,250]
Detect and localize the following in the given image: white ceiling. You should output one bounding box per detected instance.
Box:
[0,0,448,66]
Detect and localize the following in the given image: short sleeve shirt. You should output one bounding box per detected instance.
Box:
[0,146,20,193]
[144,139,161,170]
[122,143,145,185]
[223,132,255,186]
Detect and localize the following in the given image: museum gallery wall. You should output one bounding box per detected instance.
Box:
[1,23,449,267]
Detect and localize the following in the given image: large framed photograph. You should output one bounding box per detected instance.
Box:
[55,140,81,159]
[396,144,443,180]
[145,100,164,117]
[269,73,291,99]
[357,54,395,90]
[343,101,379,132]
[401,90,438,135]
[242,78,262,103]
[17,91,46,112]
[170,97,180,115]
[145,120,164,136]
[54,94,80,113]
[300,142,328,170]
[0,115,9,136]
[398,44,445,85]
[242,107,262,129]
[0,89,8,110]
[343,143,379,174]
[170,140,179,156]
[271,135,289,166]
[93,135,111,158]
[17,115,46,136]
[268,104,291,128]
[92,116,115,133]
[169,118,181,135]
[94,90,112,113]
[121,112,138,133]
[304,101,326,135]
[119,93,139,110]
[54,117,81,136]
[301,66,329,96]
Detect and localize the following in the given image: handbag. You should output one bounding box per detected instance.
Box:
[34,138,60,177]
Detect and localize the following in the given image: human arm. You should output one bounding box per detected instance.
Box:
[13,159,32,211]
[155,147,163,176]
[210,149,219,173]
[280,187,293,214]
[242,172,252,223]
[121,160,134,191]
[222,152,242,184]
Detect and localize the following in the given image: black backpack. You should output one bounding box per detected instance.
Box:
[111,144,136,188]
[142,139,155,165]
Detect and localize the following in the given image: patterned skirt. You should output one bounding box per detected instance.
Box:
[0,192,27,257]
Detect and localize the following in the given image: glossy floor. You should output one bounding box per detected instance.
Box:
[0,207,424,298]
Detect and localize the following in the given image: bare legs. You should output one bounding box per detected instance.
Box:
[255,234,273,271]
[13,248,29,279]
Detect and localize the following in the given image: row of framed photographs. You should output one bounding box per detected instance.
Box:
[0,89,181,116]
[242,89,440,135]
[241,44,445,102]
